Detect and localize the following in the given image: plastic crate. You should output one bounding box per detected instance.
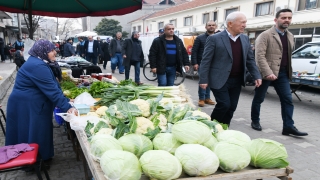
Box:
[54,107,64,125]
[74,104,90,115]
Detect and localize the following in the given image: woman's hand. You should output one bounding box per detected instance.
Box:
[67,107,78,116]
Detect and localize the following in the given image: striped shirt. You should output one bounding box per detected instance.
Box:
[166,39,177,67]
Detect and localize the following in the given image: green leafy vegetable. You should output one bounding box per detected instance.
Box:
[88,81,113,98]
[85,121,94,137]
[93,121,109,134]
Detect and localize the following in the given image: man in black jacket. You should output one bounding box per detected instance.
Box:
[13,38,24,51]
[122,31,144,85]
[109,32,125,74]
[63,38,76,57]
[76,37,85,58]
[191,20,217,107]
[84,36,102,65]
[149,23,190,86]
[0,37,4,62]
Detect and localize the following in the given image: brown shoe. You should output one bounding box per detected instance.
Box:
[198,100,205,107]
[205,99,216,105]
[136,82,144,86]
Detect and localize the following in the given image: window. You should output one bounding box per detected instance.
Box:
[298,0,320,10]
[289,29,300,35]
[301,28,314,35]
[225,8,239,19]
[138,25,141,32]
[203,13,209,24]
[292,44,320,58]
[184,16,192,26]
[133,26,136,31]
[255,1,274,16]
[213,11,218,22]
[315,27,320,34]
[158,22,164,29]
[294,37,313,50]
[170,19,177,27]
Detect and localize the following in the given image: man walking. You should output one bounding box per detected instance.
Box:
[0,37,4,62]
[13,38,24,51]
[76,37,85,58]
[109,32,125,74]
[101,38,111,70]
[250,9,308,136]
[122,31,144,85]
[191,20,217,107]
[63,38,76,57]
[84,36,102,65]
[149,23,190,86]
[199,12,262,126]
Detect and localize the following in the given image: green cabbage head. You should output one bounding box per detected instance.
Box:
[90,134,122,160]
[118,134,153,158]
[247,138,289,168]
[172,120,211,144]
[216,130,251,147]
[202,135,218,151]
[100,150,141,180]
[140,150,182,180]
[153,133,182,154]
[214,142,251,172]
[175,144,219,176]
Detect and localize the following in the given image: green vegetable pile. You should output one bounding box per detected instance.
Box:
[88,81,114,98]
[83,95,290,180]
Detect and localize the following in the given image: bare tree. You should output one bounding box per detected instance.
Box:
[57,19,79,40]
[23,14,44,40]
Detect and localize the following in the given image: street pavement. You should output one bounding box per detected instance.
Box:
[0,60,320,179]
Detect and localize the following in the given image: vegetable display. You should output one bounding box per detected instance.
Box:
[67,81,290,179]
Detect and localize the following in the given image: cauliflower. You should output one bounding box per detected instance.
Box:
[96,128,113,135]
[87,112,100,117]
[215,124,224,133]
[191,110,211,120]
[159,98,173,106]
[95,106,108,117]
[130,99,150,117]
[149,113,168,132]
[135,117,154,134]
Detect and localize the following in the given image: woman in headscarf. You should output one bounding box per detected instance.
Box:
[5,39,77,162]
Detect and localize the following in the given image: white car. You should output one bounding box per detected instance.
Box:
[292,41,320,74]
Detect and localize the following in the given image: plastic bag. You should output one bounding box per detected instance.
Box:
[74,92,96,106]
[69,114,101,131]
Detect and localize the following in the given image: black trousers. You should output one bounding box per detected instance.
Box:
[210,77,242,126]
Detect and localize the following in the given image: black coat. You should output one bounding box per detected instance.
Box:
[191,32,210,65]
[15,56,26,68]
[109,38,124,57]
[122,38,144,67]
[101,42,111,61]
[0,38,4,49]
[149,35,190,74]
[84,40,102,57]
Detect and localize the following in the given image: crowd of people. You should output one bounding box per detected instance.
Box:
[2,8,309,172]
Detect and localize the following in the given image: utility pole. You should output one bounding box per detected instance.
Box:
[17,13,22,39]
[56,17,59,36]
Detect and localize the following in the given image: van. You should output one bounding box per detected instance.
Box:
[292,41,320,74]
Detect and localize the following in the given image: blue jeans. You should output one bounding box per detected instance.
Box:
[86,53,97,65]
[198,66,210,100]
[210,77,242,125]
[111,53,124,73]
[251,68,294,128]
[125,61,140,83]
[157,66,176,86]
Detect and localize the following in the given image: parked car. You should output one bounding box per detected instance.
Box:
[292,41,320,74]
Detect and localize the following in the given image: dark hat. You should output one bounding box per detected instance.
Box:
[159,29,164,33]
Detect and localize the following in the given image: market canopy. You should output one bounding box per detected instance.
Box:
[0,0,143,18]
[75,31,97,37]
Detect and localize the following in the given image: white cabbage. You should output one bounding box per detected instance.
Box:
[118,134,153,158]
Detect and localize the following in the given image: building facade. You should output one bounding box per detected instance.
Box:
[130,0,320,49]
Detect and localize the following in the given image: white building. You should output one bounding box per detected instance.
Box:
[130,0,320,49]
[82,0,187,35]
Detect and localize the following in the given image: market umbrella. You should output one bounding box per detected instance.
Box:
[75,31,97,37]
[0,0,143,18]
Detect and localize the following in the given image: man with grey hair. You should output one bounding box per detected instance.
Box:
[149,23,190,86]
[199,12,262,126]
[122,31,144,85]
[109,32,125,74]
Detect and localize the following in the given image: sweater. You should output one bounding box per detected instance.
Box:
[279,32,288,67]
[229,38,244,77]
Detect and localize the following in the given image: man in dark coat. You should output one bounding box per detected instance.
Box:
[63,38,76,57]
[109,32,125,74]
[191,20,217,107]
[0,37,4,62]
[122,31,144,85]
[76,37,85,58]
[199,12,262,126]
[101,38,111,70]
[84,36,102,65]
[149,23,190,86]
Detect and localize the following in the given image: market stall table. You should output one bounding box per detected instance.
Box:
[75,130,293,180]
[291,77,320,101]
